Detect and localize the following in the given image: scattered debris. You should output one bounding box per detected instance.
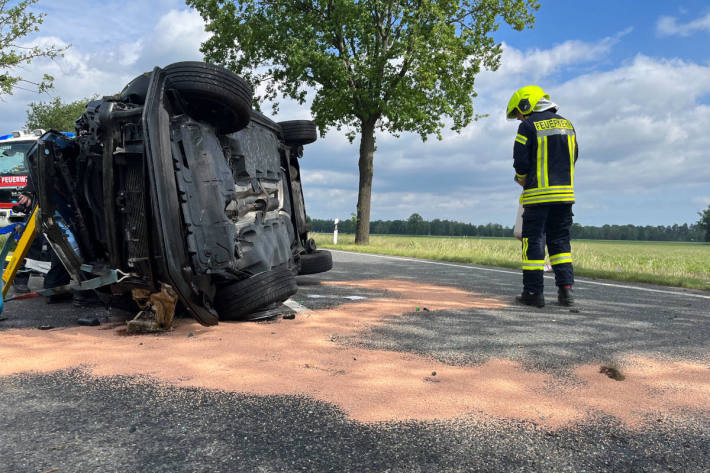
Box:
[37,325,54,330]
[6,292,41,301]
[415,307,420,311]
[422,307,430,312]
[98,323,125,331]
[424,376,440,383]
[188,332,195,338]
[600,365,625,381]
[431,371,437,376]
[127,284,178,333]
[344,295,366,301]
[283,313,296,320]
[283,299,309,314]
[77,317,100,326]
[0,316,7,322]
[570,308,580,313]
[240,303,295,321]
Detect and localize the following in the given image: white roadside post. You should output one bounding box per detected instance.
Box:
[333,218,339,244]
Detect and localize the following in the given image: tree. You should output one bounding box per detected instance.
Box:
[25,96,93,131]
[188,0,538,244]
[1,0,66,96]
[698,204,710,243]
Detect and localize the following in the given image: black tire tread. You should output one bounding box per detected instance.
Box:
[163,61,253,134]
[299,250,333,275]
[214,268,298,320]
[278,120,317,145]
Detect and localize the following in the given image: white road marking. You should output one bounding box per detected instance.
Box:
[330,250,710,300]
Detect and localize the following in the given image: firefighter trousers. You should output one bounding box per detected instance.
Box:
[521,203,574,293]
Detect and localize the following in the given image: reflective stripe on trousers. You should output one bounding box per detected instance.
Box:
[521,204,574,293]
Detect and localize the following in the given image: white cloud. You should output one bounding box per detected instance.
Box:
[1,6,707,227]
[302,40,710,226]
[138,9,210,68]
[301,170,357,187]
[497,37,616,79]
[657,12,710,37]
[0,8,209,132]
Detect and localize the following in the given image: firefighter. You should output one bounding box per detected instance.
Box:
[507,86,578,307]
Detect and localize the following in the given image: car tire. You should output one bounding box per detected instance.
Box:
[163,61,253,134]
[214,268,298,321]
[298,250,333,275]
[120,72,151,105]
[278,120,317,145]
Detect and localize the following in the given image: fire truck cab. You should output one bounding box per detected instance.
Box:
[0,130,41,226]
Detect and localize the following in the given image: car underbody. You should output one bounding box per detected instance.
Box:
[25,62,332,327]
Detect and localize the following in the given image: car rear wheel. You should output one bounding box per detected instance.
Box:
[278,120,317,145]
[214,268,298,321]
[164,61,253,134]
[298,250,333,275]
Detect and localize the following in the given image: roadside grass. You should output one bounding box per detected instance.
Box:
[313,233,710,291]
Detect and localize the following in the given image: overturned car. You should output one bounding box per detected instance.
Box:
[26,62,332,326]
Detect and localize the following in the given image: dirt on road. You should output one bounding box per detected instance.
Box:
[0,279,707,429]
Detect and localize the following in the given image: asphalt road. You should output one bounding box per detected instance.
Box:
[0,250,708,472]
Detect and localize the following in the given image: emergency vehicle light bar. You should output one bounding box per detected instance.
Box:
[0,130,74,140]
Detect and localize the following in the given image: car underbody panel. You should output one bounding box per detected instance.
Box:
[25,62,331,326]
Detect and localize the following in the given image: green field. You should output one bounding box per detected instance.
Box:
[313,233,710,291]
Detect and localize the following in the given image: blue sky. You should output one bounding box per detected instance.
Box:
[2,0,709,227]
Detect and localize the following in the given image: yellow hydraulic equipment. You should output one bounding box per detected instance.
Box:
[1,206,39,299]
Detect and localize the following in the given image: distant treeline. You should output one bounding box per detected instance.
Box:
[308,214,706,242]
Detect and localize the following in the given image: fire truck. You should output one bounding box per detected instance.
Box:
[0,130,41,226]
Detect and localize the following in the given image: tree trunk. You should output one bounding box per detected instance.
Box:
[355,118,377,245]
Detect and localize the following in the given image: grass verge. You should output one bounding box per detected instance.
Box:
[313,233,710,291]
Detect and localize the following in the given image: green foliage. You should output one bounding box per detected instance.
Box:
[189,0,538,140]
[189,0,538,243]
[407,213,423,224]
[698,204,710,243]
[0,0,67,96]
[25,96,94,131]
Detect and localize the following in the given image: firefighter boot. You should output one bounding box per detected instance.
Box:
[558,285,574,306]
[516,291,545,308]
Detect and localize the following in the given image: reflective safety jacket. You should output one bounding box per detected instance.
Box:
[513,110,578,206]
